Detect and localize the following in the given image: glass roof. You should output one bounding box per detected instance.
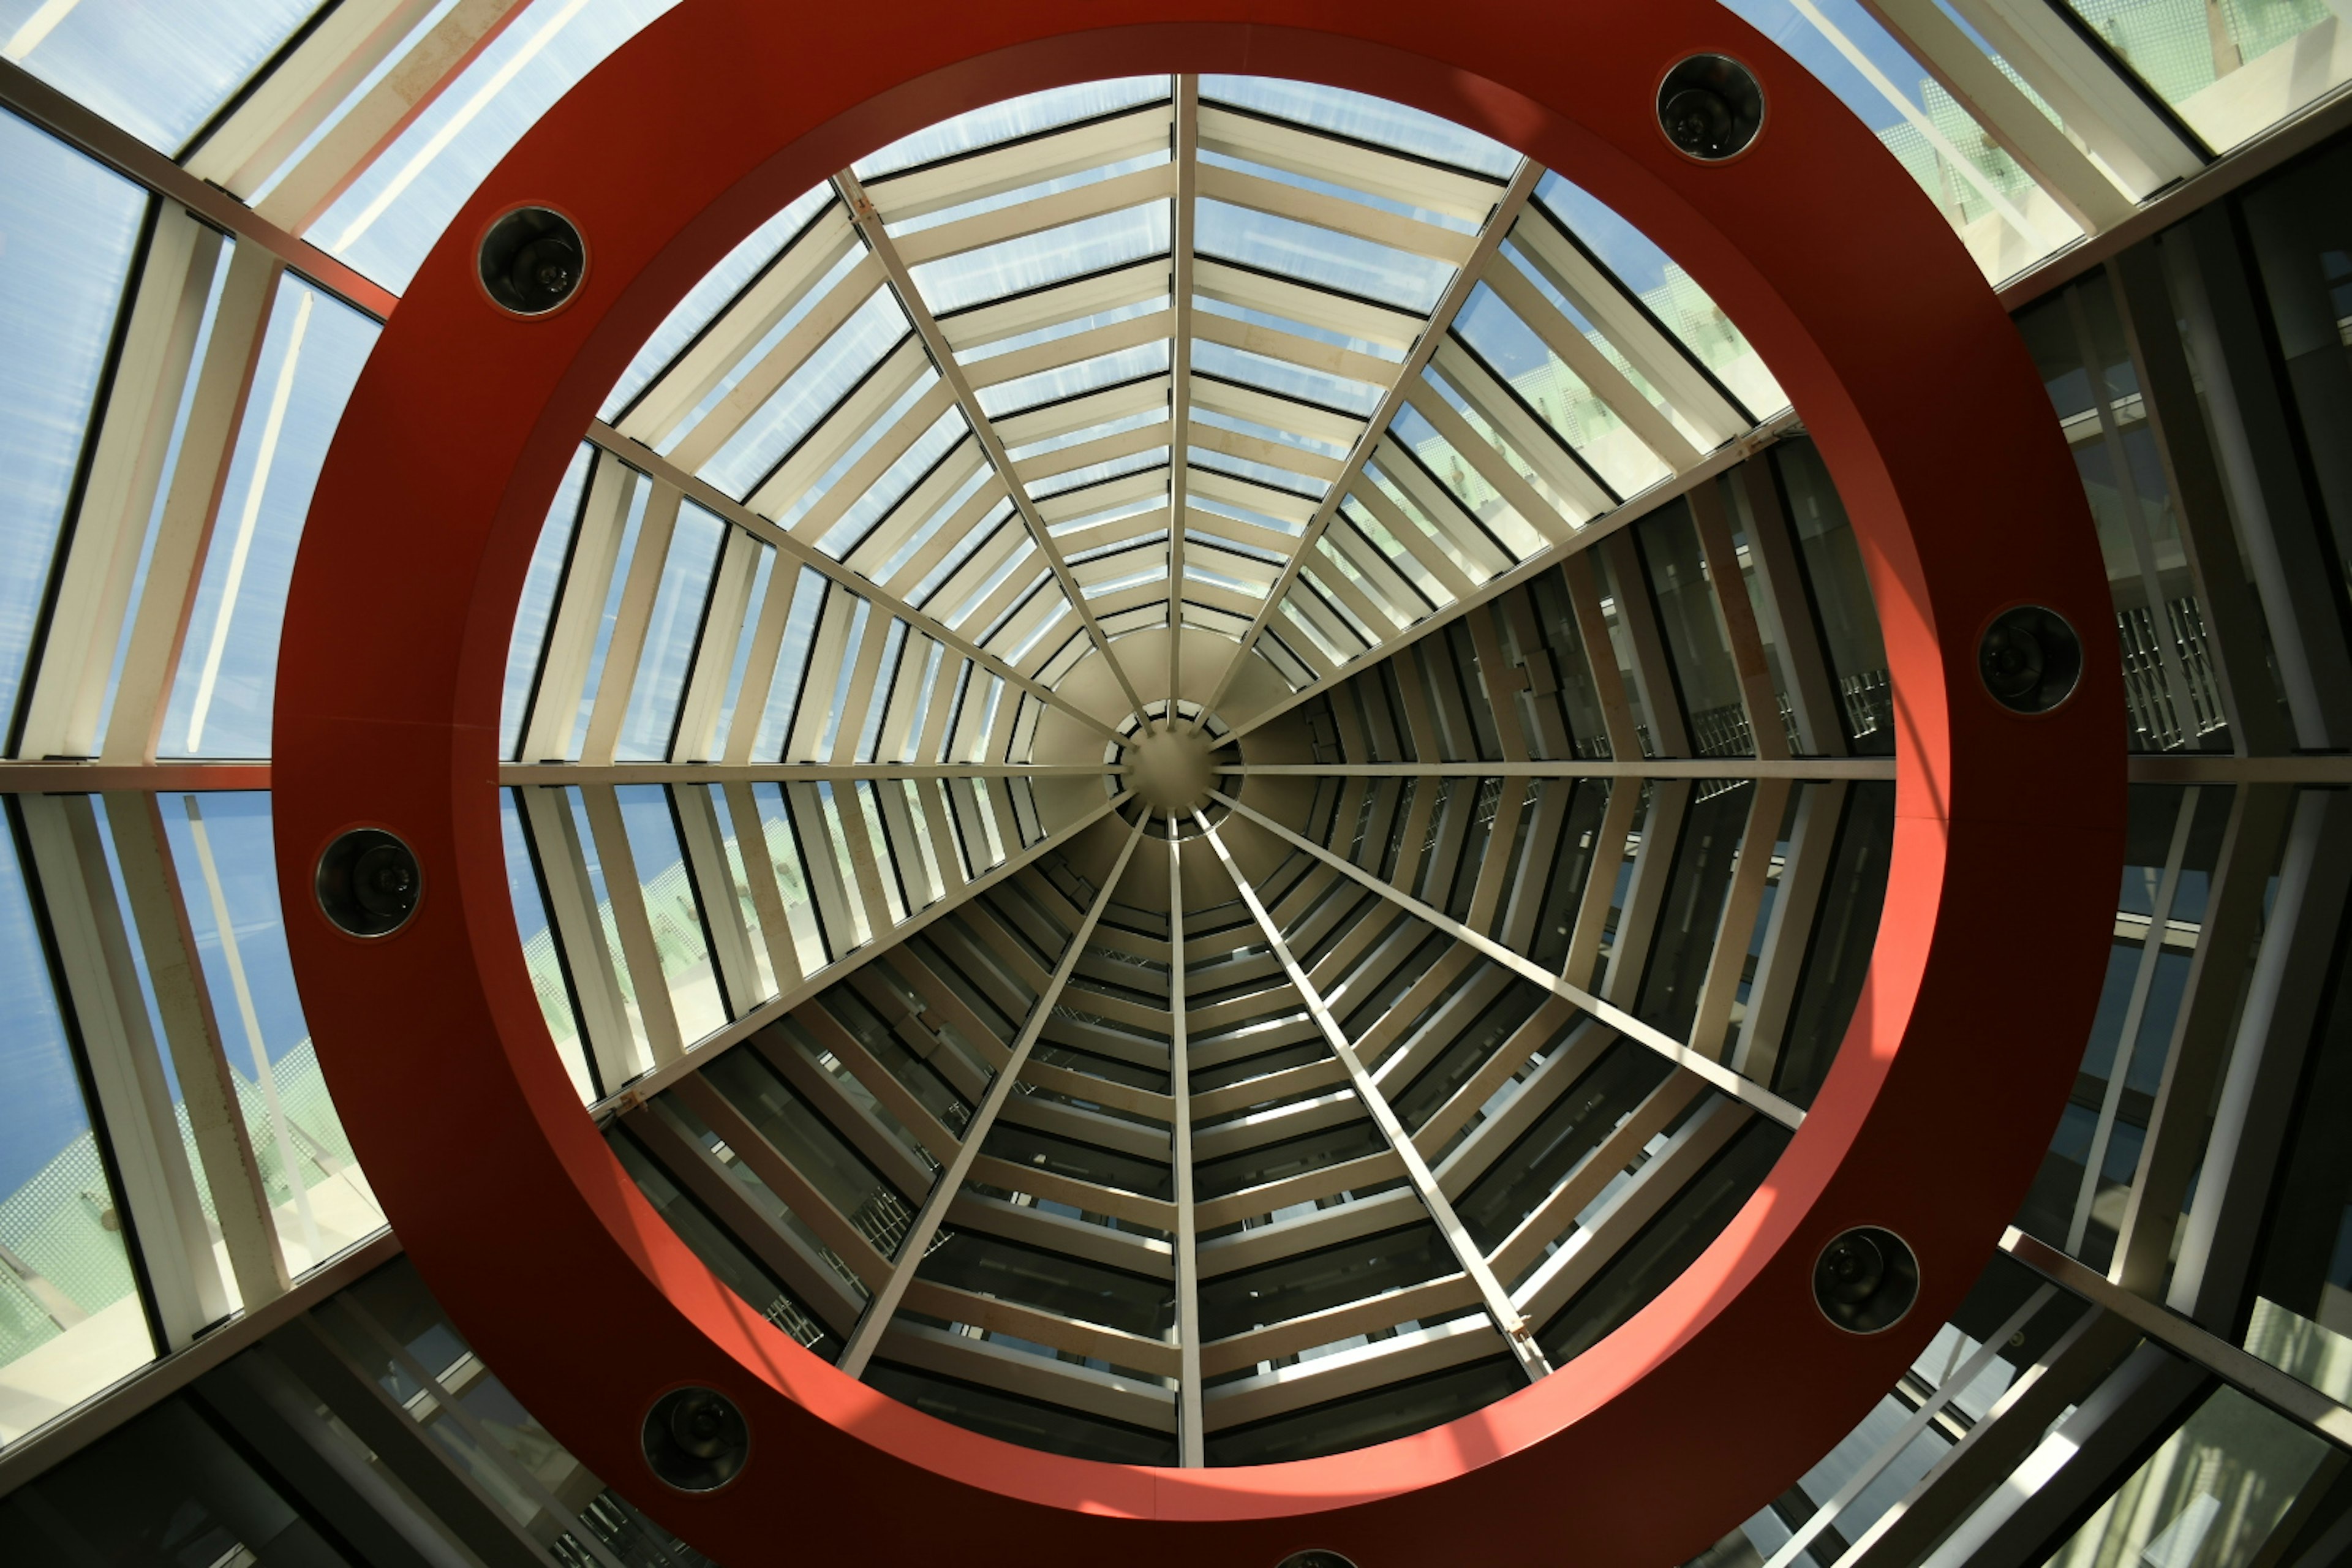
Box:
[1,0,2348,1483]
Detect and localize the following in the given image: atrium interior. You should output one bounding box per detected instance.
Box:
[4,2,2352,1566]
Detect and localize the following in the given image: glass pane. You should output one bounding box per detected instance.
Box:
[0,113,144,736]
[326,1256,723,1564]
[0,807,151,1441]
[602,183,836,421]
[1532,173,1789,418]
[0,0,317,153]
[2239,139,2352,622]
[160,278,379,759]
[560,785,654,1077]
[501,444,592,759]
[1200,76,1519,175]
[1773,437,1893,755]
[857,77,1171,176]
[2015,277,2231,754]
[2046,1382,2333,1568]
[312,0,683,290]
[0,1395,338,1559]
[1638,500,1750,755]
[162,792,386,1273]
[1719,0,2082,280]
[615,499,726,761]
[613,785,726,1041]
[2060,0,2352,153]
[500,789,595,1103]
[748,781,827,975]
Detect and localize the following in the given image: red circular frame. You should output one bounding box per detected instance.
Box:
[274,3,2122,1564]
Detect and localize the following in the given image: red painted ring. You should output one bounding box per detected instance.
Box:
[275,3,2122,1563]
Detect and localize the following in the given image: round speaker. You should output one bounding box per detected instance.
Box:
[1978,605,2082,714]
[1276,1553,1360,1568]
[315,828,420,938]
[1814,1227,1920,1334]
[642,1386,748,1492]
[1658,55,1765,160]
[478,206,586,317]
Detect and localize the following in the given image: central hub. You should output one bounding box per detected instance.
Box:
[1126,725,1218,814]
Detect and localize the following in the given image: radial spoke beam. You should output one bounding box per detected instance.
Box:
[500,762,1115,785]
[1213,790,1805,1128]
[585,421,1126,747]
[1191,809,1553,1382]
[584,790,1131,1118]
[1194,162,1541,726]
[836,170,1157,733]
[1166,77,1200,717]
[1167,813,1204,1464]
[835,815,1150,1376]
[1223,759,1894,780]
[1218,409,1801,747]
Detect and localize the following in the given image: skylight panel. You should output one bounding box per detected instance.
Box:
[1185,528,1287,568]
[978,344,1172,418]
[1196,148,1480,235]
[614,501,728,761]
[0,114,143,733]
[856,77,1172,177]
[1006,409,1170,466]
[889,152,1172,238]
[604,185,836,421]
[876,463,1000,582]
[911,205,1172,316]
[1068,532,1170,569]
[1190,342,1384,415]
[960,297,1172,368]
[1199,77,1518,178]
[1420,367,1615,527]
[1191,407,1351,463]
[763,364,941,528]
[1046,492,1162,533]
[646,241,871,453]
[1531,173,1789,419]
[503,448,596,758]
[697,288,910,499]
[947,546,1040,628]
[1189,495,1304,538]
[1188,448,1328,501]
[817,408,971,559]
[1364,461,1490,584]
[1204,296,1401,366]
[314,0,683,290]
[1029,450,1170,500]
[1446,292,1669,496]
[2,0,317,154]
[911,500,1016,607]
[1195,200,1452,314]
[1185,562,1273,600]
[161,277,380,759]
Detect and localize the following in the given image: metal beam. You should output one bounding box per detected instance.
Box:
[1215,790,1804,1129]
[835,815,1148,1376]
[1166,77,1199,712]
[1223,759,1894,780]
[1167,813,1204,1464]
[0,56,398,320]
[1217,410,1801,745]
[586,420,1126,747]
[500,762,1115,785]
[2002,1227,2352,1452]
[584,790,1130,1118]
[1192,809,1552,1381]
[836,169,1156,731]
[1194,161,1543,724]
